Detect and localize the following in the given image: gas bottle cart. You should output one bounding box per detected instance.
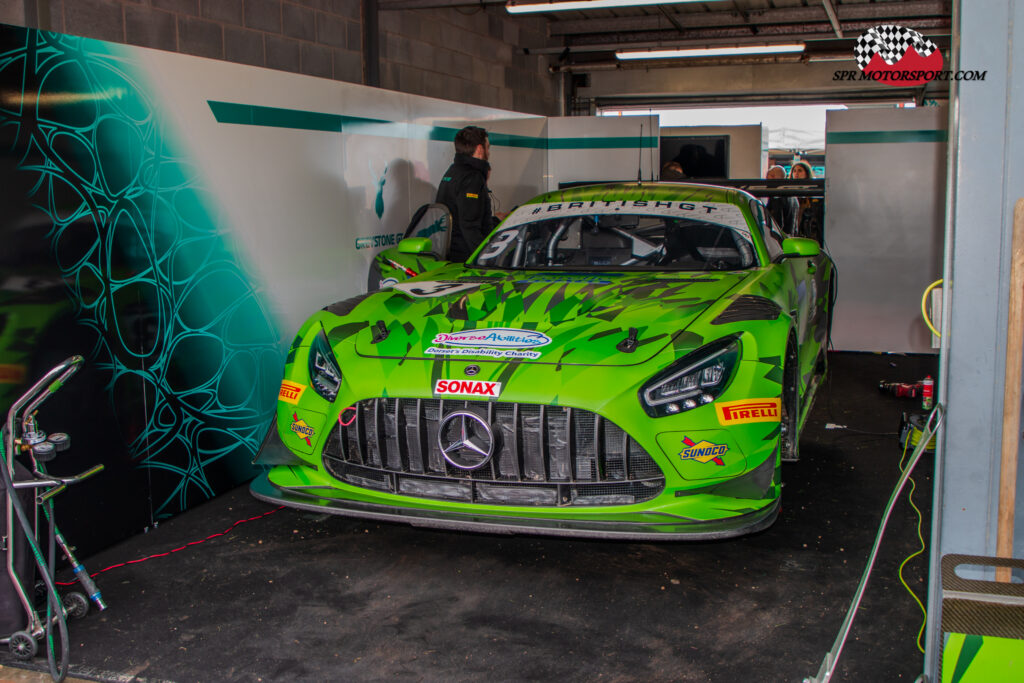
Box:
[0,356,106,679]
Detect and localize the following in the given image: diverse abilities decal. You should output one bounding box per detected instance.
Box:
[715,399,781,425]
[434,379,502,398]
[425,328,552,360]
[679,437,727,466]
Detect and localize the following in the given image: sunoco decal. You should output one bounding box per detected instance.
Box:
[715,399,781,426]
[679,437,727,466]
[426,327,551,360]
[434,379,501,398]
[278,380,306,404]
[290,413,315,446]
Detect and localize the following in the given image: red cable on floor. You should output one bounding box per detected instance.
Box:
[55,506,284,586]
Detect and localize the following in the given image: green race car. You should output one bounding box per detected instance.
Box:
[252,182,835,540]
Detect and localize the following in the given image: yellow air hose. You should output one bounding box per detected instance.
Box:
[921,279,943,338]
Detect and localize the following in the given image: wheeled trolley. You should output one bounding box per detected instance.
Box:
[0,356,106,681]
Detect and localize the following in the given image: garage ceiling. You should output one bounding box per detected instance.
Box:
[379,1,952,70]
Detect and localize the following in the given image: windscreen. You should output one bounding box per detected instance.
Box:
[473,201,757,271]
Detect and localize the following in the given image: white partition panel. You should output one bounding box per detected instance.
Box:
[546,116,661,190]
[131,49,546,335]
[825,107,947,353]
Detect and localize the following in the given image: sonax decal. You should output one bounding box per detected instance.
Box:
[434,379,502,397]
[278,380,306,404]
[290,413,315,446]
[715,399,781,425]
[679,437,727,465]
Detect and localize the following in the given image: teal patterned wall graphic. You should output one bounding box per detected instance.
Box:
[0,25,284,520]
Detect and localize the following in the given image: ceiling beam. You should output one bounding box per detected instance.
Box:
[821,0,843,39]
[379,0,505,9]
[527,30,952,56]
[549,1,950,36]
[558,17,951,49]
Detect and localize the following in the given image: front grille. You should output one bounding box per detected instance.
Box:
[323,398,665,507]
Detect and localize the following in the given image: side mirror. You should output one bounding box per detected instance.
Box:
[398,237,432,254]
[781,237,821,258]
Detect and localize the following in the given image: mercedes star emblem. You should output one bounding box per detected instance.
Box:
[464,364,480,376]
[438,410,495,470]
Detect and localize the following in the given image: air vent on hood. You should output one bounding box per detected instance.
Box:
[712,295,782,324]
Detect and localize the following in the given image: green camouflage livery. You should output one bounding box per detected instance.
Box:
[252,183,835,539]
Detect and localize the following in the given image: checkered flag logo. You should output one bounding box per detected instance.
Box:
[854,24,938,70]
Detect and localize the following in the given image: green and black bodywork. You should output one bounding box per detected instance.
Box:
[253,183,835,539]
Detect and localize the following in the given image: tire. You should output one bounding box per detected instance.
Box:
[62,591,89,619]
[780,339,801,462]
[9,630,37,660]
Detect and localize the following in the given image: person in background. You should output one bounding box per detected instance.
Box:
[661,161,686,180]
[436,126,502,262]
[765,164,799,235]
[790,161,823,240]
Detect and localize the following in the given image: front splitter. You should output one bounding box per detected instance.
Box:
[250,473,779,541]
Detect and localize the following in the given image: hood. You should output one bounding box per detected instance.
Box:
[329,267,749,367]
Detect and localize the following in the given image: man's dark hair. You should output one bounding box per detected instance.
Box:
[454,126,488,155]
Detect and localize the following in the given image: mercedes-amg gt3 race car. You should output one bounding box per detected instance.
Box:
[252,182,835,540]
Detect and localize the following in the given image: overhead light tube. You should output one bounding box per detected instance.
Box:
[616,44,806,60]
[507,0,704,14]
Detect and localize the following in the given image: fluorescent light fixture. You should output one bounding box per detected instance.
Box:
[616,44,806,60]
[508,0,704,14]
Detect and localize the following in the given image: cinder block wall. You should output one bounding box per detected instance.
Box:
[4,0,560,115]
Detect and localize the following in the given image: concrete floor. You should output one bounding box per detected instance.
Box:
[0,665,92,682]
[0,352,937,682]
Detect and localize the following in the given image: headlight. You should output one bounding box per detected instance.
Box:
[308,327,342,402]
[640,336,739,417]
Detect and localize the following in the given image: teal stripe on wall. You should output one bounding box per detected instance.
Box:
[826,129,948,144]
[208,100,658,149]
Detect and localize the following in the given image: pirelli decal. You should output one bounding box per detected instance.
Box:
[715,398,781,425]
[279,380,306,404]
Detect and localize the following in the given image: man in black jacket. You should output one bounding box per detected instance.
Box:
[436,126,500,262]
